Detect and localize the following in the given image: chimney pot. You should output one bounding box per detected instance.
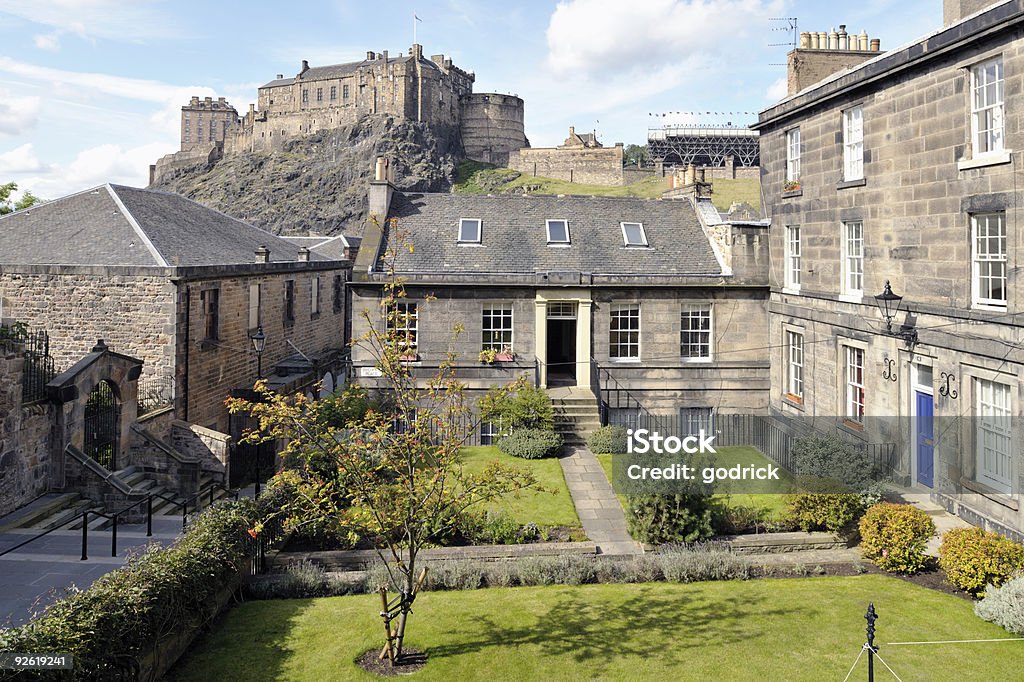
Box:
[870,38,881,51]
[300,59,309,74]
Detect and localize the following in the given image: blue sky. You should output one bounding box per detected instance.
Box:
[0,0,942,200]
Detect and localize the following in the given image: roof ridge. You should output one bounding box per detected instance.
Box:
[105,185,169,267]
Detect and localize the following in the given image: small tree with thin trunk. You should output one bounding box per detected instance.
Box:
[228,227,539,665]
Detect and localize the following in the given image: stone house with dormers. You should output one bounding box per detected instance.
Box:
[757,0,1024,539]
[0,184,351,489]
[349,164,771,442]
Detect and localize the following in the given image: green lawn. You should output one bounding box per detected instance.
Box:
[596,446,792,520]
[453,162,761,213]
[166,576,1021,681]
[459,446,580,528]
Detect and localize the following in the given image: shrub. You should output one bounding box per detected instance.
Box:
[791,433,879,491]
[786,491,866,534]
[713,502,772,535]
[497,427,563,459]
[975,576,1024,634]
[627,493,715,545]
[480,384,555,431]
[939,527,1024,595]
[475,510,527,545]
[656,543,750,582]
[587,425,628,454]
[858,503,936,573]
[0,500,263,678]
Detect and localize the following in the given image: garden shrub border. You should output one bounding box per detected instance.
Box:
[0,499,273,681]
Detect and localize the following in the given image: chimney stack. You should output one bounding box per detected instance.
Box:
[298,247,310,262]
[255,246,270,263]
[787,26,883,97]
[943,0,998,26]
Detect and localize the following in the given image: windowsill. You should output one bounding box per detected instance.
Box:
[838,293,864,304]
[836,178,866,190]
[971,302,1007,313]
[957,149,1012,171]
[781,189,803,198]
[783,394,804,410]
[622,246,653,250]
[547,243,571,248]
[457,242,484,247]
[609,358,642,364]
[960,477,1018,510]
[837,419,866,438]
[681,357,713,364]
[781,286,801,295]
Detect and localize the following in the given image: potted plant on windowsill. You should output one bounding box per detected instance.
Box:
[479,348,498,364]
[495,345,516,362]
[783,180,801,193]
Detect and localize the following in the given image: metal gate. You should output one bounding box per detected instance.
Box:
[84,381,118,470]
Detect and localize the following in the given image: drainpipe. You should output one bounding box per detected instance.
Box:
[182,285,190,422]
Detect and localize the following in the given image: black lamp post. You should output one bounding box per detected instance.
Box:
[874,280,918,349]
[249,326,266,498]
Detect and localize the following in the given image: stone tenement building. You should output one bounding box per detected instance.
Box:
[164,44,527,167]
[758,0,1024,539]
[350,160,770,443]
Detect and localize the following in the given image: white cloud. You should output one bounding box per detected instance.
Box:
[0,143,47,173]
[545,0,782,77]
[33,31,62,50]
[0,57,217,137]
[765,76,788,102]
[14,141,173,199]
[0,89,41,135]
[0,0,180,44]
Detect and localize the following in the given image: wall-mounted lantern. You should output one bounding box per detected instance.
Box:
[874,280,919,349]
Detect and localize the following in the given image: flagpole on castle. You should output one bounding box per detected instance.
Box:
[413,12,420,44]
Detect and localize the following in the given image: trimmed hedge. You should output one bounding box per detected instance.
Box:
[786,491,866,534]
[939,527,1024,595]
[0,500,262,679]
[587,425,628,455]
[858,503,935,574]
[497,427,563,459]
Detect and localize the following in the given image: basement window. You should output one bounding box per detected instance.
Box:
[621,222,648,247]
[458,218,482,243]
[546,219,570,245]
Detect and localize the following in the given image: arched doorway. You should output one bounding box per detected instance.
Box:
[84,380,118,470]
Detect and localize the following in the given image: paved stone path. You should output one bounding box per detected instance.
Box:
[560,447,642,556]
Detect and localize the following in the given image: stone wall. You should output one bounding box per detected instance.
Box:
[0,352,52,516]
[0,270,177,387]
[509,145,624,186]
[179,264,350,432]
[151,144,222,185]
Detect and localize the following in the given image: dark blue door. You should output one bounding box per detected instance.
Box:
[916,391,934,488]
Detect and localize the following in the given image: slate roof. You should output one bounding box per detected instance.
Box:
[0,184,327,267]
[261,55,436,88]
[282,234,358,260]
[378,192,723,277]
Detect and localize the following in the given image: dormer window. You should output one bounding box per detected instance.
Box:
[458,218,482,243]
[546,219,570,244]
[621,222,648,247]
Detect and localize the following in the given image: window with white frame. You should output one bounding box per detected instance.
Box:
[843,106,864,181]
[311,276,320,315]
[785,225,801,289]
[786,330,804,401]
[972,213,1007,308]
[786,128,801,183]
[681,407,714,437]
[387,301,418,352]
[620,222,648,247]
[546,219,570,244]
[481,305,513,352]
[609,304,640,360]
[680,305,712,360]
[458,218,482,243]
[971,57,1004,156]
[480,419,503,445]
[842,221,864,297]
[975,377,1012,493]
[844,346,865,425]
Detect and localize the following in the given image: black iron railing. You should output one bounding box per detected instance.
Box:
[137,375,173,415]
